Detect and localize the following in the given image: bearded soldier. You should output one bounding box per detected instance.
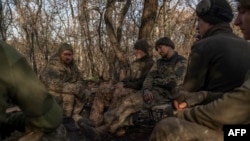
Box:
[40,43,86,140]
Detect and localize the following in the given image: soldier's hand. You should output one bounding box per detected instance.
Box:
[173,90,207,110]
[143,89,154,103]
[173,100,187,111]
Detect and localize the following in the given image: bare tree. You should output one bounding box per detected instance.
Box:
[0,0,241,81]
[13,0,45,73]
[0,0,13,41]
[104,0,131,81]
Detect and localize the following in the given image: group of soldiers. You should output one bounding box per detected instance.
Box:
[1,0,250,141]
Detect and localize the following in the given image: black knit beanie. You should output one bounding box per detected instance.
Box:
[155,37,175,50]
[196,0,233,25]
[58,43,73,55]
[134,39,149,54]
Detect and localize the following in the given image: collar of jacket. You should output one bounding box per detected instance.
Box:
[49,55,75,68]
[136,54,151,62]
[202,22,233,39]
[161,51,178,62]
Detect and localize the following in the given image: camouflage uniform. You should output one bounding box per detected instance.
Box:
[89,80,115,125]
[39,45,86,123]
[100,52,187,133]
[89,55,154,126]
[0,40,65,140]
[142,52,187,104]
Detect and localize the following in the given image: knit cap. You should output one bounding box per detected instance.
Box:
[196,0,233,25]
[155,37,175,50]
[134,39,149,54]
[58,43,73,55]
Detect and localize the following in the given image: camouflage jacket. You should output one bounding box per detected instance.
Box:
[176,70,250,130]
[143,52,187,94]
[39,55,85,98]
[122,55,154,90]
[183,23,250,92]
[0,40,62,133]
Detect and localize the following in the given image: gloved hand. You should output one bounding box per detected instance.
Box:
[173,90,207,110]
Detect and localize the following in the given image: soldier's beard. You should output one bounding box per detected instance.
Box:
[63,60,73,66]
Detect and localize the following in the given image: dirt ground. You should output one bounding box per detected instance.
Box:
[112,125,153,141]
[79,108,155,141]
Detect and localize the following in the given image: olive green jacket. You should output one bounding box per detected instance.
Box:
[0,40,62,133]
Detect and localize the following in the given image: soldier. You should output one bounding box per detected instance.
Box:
[88,39,154,127]
[149,0,250,141]
[78,37,187,140]
[39,43,86,140]
[182,0,250,96]
[0,35,65,140]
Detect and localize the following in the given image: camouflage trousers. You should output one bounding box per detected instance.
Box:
[101,89,170,133]
[49,91,85,122]
[149,117,223,141]
[89,86,135,126]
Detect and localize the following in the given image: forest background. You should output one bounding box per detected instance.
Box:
[0,0,242,82]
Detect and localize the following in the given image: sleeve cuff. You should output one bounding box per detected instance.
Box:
[28,99,63,133]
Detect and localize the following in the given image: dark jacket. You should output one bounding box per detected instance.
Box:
[183,23,250,93]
